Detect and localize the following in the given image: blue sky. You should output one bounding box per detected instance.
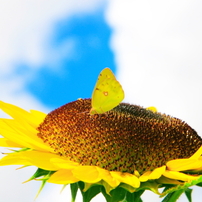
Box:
[0,0,202,202]
[26,9,116,108]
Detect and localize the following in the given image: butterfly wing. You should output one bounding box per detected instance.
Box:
[90,68,124,114]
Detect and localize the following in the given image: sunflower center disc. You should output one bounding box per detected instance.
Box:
[37,99,202,174]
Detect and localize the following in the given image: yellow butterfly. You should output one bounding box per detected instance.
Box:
[90,68,125,115]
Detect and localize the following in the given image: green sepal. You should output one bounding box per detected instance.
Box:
[74,181,145,202]
[161,189,184,202]
[101,186,127,202]
[160,175,202,197]
[61,184,68,193]
[26,168,55,198]
[35,178,47,199]
[70,183,79,202]
[119,183,137,193]
[136,181,161,195]
[184,188,192,202]
[197,183,202,187]
[16,147,31,152]
[28,168,55,181]
[8,147,31,153]
[101,186,145,202]
[196,181,202,187]
[72,180,153,202]
[78,181,102,202]
[125,190,144,202]
[99,180,115,195]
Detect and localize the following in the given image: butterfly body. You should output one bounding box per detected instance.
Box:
[90,68,124,115]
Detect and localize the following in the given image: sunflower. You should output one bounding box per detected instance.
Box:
[0,68,202,202]
[0,97,202,202]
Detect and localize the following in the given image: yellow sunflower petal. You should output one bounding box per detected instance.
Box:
[110,171,140,188]
[0,119,35,148]
[1,98,202,200]
[0,119,53,152]
[139,166,166,182]
[72,166,101,183]
[157,175,183,185]
[163,170,200,181]
[47,169,79,184]
[0,137,22,147]
[29,110,46,124]
[80,168,121,194]
[139,171,152,182]
[50,158,79,169]
[98,167,120,188]
[167,146,202,171]
[189,146,202,159]
[167,159,202,171]
[0,101,51,151]
[100,181,116,195]
[83,183,96,192]
[0,150,61,170]
[0,101,40,128]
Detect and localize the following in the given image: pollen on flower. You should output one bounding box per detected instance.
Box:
[37,98,202,174]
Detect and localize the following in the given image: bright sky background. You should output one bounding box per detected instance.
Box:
[0,0,202,201]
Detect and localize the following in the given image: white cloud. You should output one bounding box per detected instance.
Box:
[0,0,105,112]
[106,0,202,132]
[1,0,202,201]
[0,1,106,202]
[106,0,202,201]
[0,0,105,72]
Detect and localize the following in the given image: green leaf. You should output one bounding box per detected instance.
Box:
[70,183,79,202]
[78,182,102,202]
[184,188,192,202]
[161,189,184,202]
